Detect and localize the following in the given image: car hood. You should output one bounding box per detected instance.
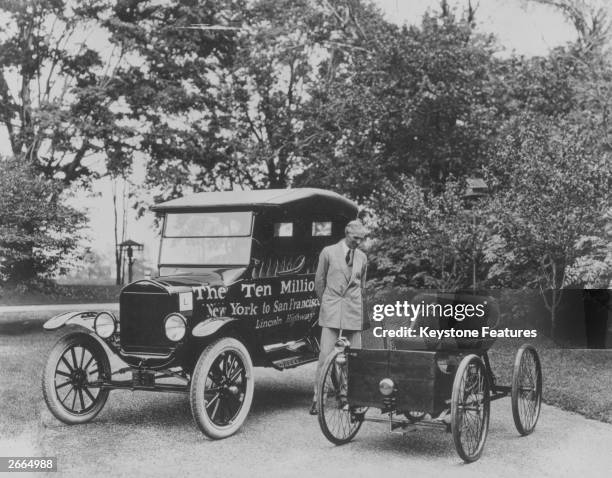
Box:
[122,268,246,294]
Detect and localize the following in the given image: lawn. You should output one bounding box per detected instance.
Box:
[488,335,612,424]
[0,284,122,306]
[0,312,49,439]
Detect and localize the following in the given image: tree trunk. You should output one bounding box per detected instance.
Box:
[115,250,123,286]
[550,288,558,338]
[112,178,128,285]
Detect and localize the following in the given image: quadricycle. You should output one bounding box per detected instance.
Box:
[316,293,542,462]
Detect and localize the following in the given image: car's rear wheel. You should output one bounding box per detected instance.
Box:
[190,337,254,439]
[42,332,110,424]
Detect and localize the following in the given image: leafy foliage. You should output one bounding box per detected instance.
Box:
[207,0,352,189]
[0,0,132,183]
[485,115,610,286]
[0,156,86,283]
[564,232,612,288]
[106,0,381,196]
[482,114,612,330]
[103,0,244,197]
[1,0,610,303]
[296,7,499,198]
[366,177,487,291]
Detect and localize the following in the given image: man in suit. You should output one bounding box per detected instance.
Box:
[310,220,368,415]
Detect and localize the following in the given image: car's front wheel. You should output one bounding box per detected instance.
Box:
[42,332,110,424]
[189,337,254,439]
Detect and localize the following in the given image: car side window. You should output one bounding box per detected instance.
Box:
[312,221,332,236]
[274,222,293,237]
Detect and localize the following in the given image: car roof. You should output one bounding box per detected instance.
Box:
[151,188,358,216]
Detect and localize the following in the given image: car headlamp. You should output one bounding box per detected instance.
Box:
[164,313,187,342]
[94,312,116,339]
[379,378,395,396]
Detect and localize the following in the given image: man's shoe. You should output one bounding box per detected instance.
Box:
[309,401,318,416]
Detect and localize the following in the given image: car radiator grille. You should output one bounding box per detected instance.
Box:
[120,292,177,353]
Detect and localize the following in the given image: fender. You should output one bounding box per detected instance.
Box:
[192,317,240,338]
[43,311,112,332]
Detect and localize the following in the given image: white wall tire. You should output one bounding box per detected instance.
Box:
[190,337,254,439]
[41,332,110,424]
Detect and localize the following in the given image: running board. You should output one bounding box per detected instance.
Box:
[271,354,318,370]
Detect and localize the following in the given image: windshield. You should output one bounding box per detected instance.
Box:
[160,212,253,265]
[165,211,252,237]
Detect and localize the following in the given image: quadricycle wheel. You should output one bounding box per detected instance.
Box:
[317,351,364,445]
[511,344,542,436]
[451,354,491,463]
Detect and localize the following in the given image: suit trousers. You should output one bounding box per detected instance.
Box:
[313,327,362,399]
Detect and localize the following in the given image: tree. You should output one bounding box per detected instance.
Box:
[103,0,244,198]
[366,177,485,291]
[296,5,499,198]
[484,114,612,334]
[0,0,133,184]
[207,0,357,189]
[106,0,382,196]
[564,224,612,288]
[529,0,612,51]
[0,156,86,283]
[111,175,129,285]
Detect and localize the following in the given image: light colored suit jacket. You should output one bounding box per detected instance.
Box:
[315,240,368,331]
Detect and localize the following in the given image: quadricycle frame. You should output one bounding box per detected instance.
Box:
[316,293,543,462]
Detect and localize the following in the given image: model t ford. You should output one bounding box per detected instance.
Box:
[42,188,358,438]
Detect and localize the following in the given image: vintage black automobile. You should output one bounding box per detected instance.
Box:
[316,293,543,463]
[42,188,357,438]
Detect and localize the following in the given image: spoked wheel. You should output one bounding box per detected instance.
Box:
[190,337,254,439]
[317,351,363,445]
[451,354,490,463]
[511,344,542,436]
[42,332,110,424]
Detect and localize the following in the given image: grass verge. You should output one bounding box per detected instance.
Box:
[0,284,122,306]
[489,335,612,424]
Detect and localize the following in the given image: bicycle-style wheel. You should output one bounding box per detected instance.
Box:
[317,351,363,445]
[451,354,490,463]
[511,344,542,436]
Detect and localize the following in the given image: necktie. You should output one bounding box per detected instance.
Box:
[345,249,353,266]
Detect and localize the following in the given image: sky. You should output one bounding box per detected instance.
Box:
[1,0,580,280]
[375,0,576,56]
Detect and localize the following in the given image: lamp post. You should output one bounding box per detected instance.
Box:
[463,178,488,291]
[117,239,144,284]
